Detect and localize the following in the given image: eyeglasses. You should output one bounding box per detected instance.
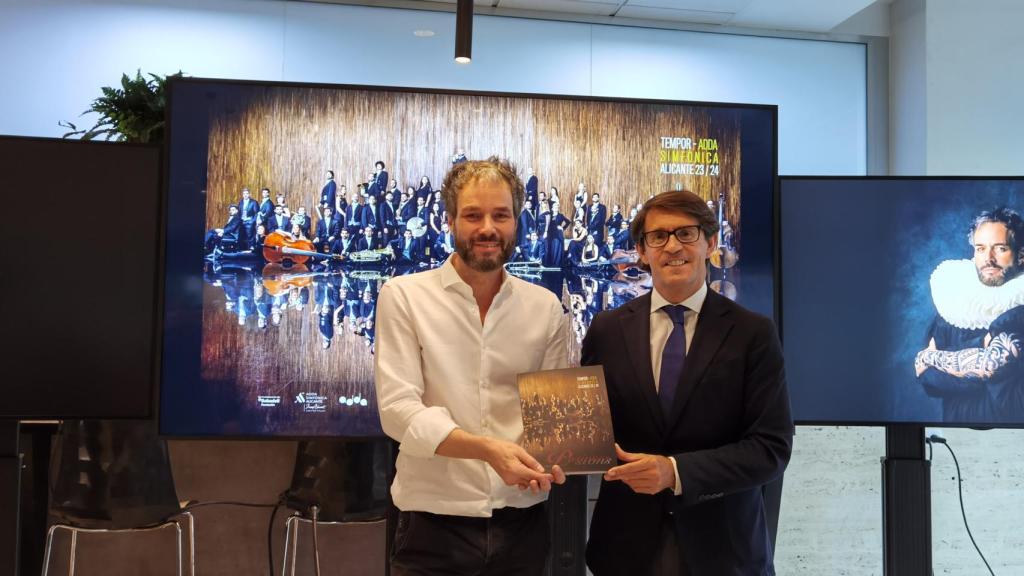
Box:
[642,225,702,247]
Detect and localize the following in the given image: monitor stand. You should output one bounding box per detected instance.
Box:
[882,424,932,576]
[0,420,21,576]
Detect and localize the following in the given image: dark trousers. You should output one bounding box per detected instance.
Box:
[391,503,549,576]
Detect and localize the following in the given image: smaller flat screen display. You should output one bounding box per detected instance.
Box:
[780,177,1024,427]
[0,137,160,419]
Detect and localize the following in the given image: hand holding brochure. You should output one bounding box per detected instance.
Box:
[517,366,616,474]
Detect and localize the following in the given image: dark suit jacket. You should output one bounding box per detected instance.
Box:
[582,289,792,576]
[320,180,337,210]
[266,214,290,234]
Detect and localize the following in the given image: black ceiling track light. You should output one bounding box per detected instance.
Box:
[455,0,473,63]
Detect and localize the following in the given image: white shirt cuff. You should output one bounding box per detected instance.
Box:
[669,456,682,496]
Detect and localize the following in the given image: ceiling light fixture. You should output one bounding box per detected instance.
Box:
[454,0,473,64]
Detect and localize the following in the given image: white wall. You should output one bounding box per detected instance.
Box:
[924,0,1024,175]
[0,0,866,176]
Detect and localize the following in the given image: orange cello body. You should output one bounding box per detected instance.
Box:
[262,230,320,265]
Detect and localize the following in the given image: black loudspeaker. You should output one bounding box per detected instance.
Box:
[546,475,588,576]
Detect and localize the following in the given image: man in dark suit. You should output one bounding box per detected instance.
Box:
[606,203,624,233]
[313,207,340,253]
[356,226,379,252]
[266,204,291,234]
[361,194,384,237]
[525,167,539,213]
[392,229,424,264]
[516,200,536,248]
[583,190,792,576]
[321,170,337,211]
[237,187,258,248]
[433,221,455,261]
[204,205,241,255]
[345,195,365,235]
[332,228,356,257]
[369,161,388,200]
[257,188,274,227]
[588,192,608,243]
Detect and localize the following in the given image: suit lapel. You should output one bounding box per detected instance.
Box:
[618,293,666,433]
[667,289,734,427]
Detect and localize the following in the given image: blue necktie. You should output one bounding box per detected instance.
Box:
[659,305,688,418]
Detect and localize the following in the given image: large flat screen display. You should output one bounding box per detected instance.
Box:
[780,177,1024,427]
[161,78,777,437]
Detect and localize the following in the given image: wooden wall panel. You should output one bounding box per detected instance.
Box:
[206,87,744,242]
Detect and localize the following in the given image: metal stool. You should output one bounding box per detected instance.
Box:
[281,514,386,576]
[42,511,194,576]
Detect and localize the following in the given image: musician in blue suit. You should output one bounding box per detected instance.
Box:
[257,188,274,227]
[371,161,389,199]
[345,195,365,235]
[266,204,291,234]
[614,221,635,251]
[525,168,539,215]
[588,193,608,243]
[313,206,341,253]
[204,204,242,255]
[361,195,384,237]
[392,229,425,264]
[237,187,259,248]
[606,204,624,233]
[516,200,537,248]
[381,193,398,244]
[523,231,545,263]
[433,222,455,262]
[356,226,379,252]
[321,171,337,211]
[398,190,416,231]
[583,191,792,576]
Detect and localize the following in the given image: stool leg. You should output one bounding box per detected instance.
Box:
[174,522,183,576]
[41,524,62,576]
[68,529,78,576]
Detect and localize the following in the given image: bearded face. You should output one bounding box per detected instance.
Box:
[973,221,1023,286]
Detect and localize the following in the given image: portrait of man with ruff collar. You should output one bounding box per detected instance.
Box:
[915,207,1024,423]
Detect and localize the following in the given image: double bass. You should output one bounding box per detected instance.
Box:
[709,191,739,269]
[262,230,344,265]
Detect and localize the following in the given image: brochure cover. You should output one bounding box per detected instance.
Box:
[517,365,616,474]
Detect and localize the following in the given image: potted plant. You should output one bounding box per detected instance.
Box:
[60,70,183,144]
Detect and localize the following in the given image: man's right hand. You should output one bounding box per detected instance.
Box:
[436,429,564,493]
[484,438,562,493]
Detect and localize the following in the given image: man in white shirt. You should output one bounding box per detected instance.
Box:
[375,157,568,575]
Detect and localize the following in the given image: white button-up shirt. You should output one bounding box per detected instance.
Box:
[374,258,569,517]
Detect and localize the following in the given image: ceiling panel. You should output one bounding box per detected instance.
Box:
[615,6,735,24]
[730,0,880,32]
[623,0,752,11]
[498,0,621,15]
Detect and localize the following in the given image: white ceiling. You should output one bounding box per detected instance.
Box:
[308,0,892,36]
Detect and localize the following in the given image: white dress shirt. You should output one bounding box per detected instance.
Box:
[375,258,569,517]
[649,281,707,495]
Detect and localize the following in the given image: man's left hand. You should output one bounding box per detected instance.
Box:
[604,444,675,495]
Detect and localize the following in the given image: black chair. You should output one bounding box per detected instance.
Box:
[280,439,391,576]
[43,420,194,576]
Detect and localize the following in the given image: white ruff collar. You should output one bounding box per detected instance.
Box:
[930,259,1024,330]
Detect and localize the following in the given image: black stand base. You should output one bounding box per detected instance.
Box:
[546,475,588,576]
[1,420,22,576]
[882,425,932,576]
